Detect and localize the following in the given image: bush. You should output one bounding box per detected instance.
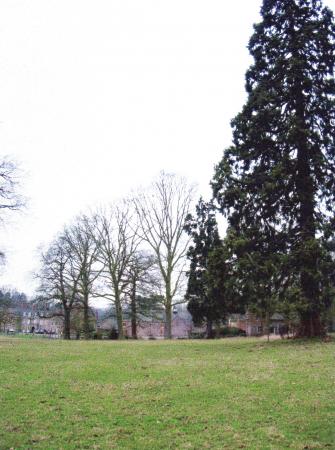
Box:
[189,331,206,339]
[108,328,119,340]
[93,330,103,340]
[217,327,246,338]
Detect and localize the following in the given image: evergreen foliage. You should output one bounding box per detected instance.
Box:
[184,199,221,336]
[185,199,244,336]
[212,0,335,336]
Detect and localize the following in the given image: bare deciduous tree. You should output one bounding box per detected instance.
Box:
[92,203,140,339]
[133,172,195,338]
[64,215,101,339]
[36,234,81,339]
[0,157,25,263]
[0,158,25,213]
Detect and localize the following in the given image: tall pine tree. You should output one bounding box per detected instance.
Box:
[184,199,222,337]
[185,199,244,336]
[212,0,335,337]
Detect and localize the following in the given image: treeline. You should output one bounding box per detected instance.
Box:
[36,172,194,339]
[34,0,335,340]
[185,0,335,338]
[0,289,28,332]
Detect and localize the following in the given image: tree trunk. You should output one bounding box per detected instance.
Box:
[115,293,124,339]
[63,309,71,340]
[296,311,325,338]
[83,293,91,339]
[130,282,137,339]
[297,148,319,336]
[206,319,214,339]
[295,74,321,337]
[164,301,172,339]
[265,311,270,342]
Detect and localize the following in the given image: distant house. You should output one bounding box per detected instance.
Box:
[123,316,196,339]
[228,312,286,336]
[98,307,203,339]
[5,300,63,336]
[97,306,289,339]
[20,310,63,335]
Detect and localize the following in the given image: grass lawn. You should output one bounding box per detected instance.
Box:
[0,336,334,449]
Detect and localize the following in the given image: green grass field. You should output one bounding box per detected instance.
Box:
[0,336,334,450]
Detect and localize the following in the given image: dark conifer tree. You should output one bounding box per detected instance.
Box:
[184,199,244,337]
[212,0,335,337]
[184,199,222,337]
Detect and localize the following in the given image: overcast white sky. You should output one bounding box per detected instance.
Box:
[1,0,334,295]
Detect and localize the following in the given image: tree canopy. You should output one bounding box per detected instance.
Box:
[212,0,335,337]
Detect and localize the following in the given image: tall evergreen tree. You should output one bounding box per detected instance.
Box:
[212,0,335,337]
[185,199,221,337]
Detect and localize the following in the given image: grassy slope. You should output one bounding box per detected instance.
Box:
[0,337,334,450]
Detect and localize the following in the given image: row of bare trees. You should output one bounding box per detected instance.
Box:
[36,172,195,339]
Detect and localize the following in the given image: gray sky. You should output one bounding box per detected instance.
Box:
[1,0,334,295]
